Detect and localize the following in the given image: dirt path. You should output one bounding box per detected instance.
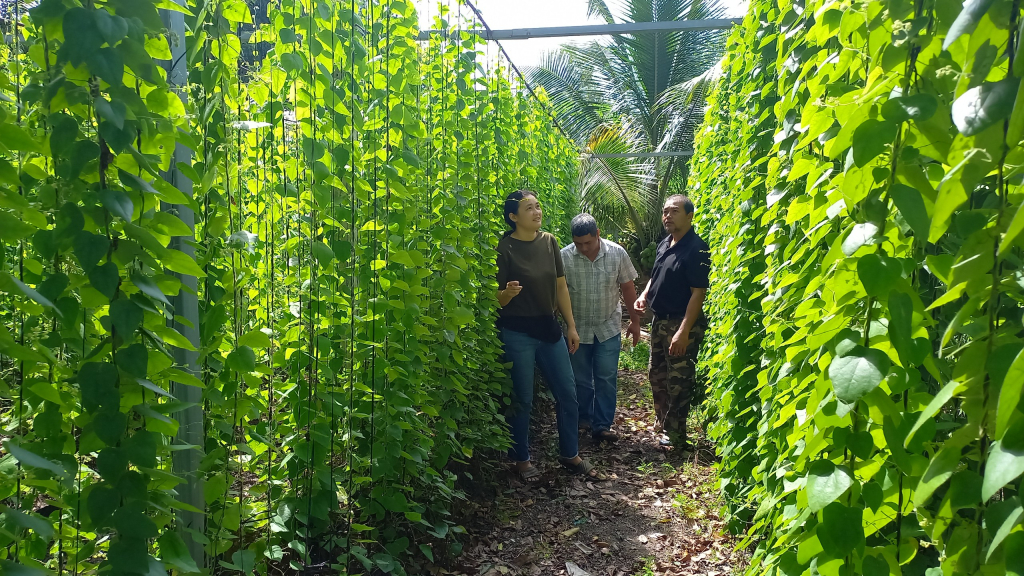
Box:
[442,370,747,576]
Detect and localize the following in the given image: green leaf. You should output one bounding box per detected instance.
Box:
[0,122,43,153]
[1001,201,1024,256]
[94,9,129,45]
[1006,532,1024,576]
[0,559,50,576]
[100,188,134,220]
[87,485,119,527]
[227,346,257,373]
[94,408,128,445]
[73,231,111,271]
[816,502,865,558]
[116,342,149,378]
[87,47,125,86]
[0,211,36,242]
[857,254,902,297]
[806,460,855,512]
[829,347,890,404]
[907,380,964,447]
[158,531,200,574]
[110,297,143,336]
[951,79,1019,137]
[4,507,55,541]
[916,440,966,506]
[852,119,897,167]
[89,262,120,300]
[842,223,880,256]
[108,536,150,574]
[79,361,120,413]
[130,272,171,307]
[119,169,157,194]
[985,497,1023,560]
[95,98,127,131]
[162,249,206,277]
[451,307,475,326]
[983,436,1024,500]
[312,241,335,266]
[890,183,931,239]
[943,0,997,50]
[997,349,1024,439]
[3,441,69,478]
[881,94,938,123]
[1,274,62,317]
[238,329,271,349]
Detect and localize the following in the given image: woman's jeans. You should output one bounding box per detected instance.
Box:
[501,328,580,462]
[569,334,621,435]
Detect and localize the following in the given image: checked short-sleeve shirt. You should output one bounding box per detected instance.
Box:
[561,238,638,344]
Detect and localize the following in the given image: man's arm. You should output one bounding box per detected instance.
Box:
[621,280,641,345]
[633,279,652,313]
[669,287,707,356]
[556,276,580,353]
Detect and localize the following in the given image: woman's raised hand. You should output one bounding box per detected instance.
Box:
[503,280,523,299]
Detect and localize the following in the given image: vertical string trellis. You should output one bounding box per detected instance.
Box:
[0,1,580,574]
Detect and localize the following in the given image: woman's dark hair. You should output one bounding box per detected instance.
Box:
[502,190,537,235]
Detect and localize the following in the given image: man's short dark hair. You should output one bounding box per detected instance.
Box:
[571,213,599,237]
[665,194,695,214]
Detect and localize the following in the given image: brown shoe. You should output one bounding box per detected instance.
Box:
[593,430,619,442]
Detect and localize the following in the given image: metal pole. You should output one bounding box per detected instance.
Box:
[417,18,741,41]
[159,2,205,569]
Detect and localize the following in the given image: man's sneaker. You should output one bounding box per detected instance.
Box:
[593,429,619,442]
[658,434,672,447]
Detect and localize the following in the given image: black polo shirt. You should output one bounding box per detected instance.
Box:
[647,228,711,318]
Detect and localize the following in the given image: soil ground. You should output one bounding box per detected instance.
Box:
[440,355,748,576]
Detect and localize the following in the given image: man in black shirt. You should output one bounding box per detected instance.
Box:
[634,195,711,451]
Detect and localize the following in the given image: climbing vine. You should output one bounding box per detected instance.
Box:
[0,0,577,574]
[693,0,1024,574]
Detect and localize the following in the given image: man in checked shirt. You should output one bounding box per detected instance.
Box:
[561,214,641,442]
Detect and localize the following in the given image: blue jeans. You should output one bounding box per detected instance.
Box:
[570,334,621,435]
[501,328,580,462]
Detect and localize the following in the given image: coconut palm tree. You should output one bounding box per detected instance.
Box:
[528,0,729,265]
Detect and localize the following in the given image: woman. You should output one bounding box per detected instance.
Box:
[496,190,601,481]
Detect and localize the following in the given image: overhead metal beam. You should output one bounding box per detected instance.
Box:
[584,151,694,159]
[417,19,740,41]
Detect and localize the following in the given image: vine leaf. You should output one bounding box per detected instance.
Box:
[158,531,200,574]
[0,123,43,153]
[943,0,998,50]
[806,460,854,512]
[816,503,864,558]
[829,347,889,404]
[79,361,120,413]
[841,223,880,256]
[983,429,1024,500]
[100,188,134,221]
[130,272,171,307]
[2,441,69,479]
[996,349,1024,439]
[1,274,63,317]
[881,94,938,123]
[852,119,897,167]
[856,254,902,297]
[2,508,55,541]
[986,497,1023,561]
[227,346,257,373]
[890,183,931,239]
[951,79,1019,137]
[907,380,963,447]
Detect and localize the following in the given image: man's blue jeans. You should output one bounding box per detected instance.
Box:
[570,334,621,435]
[501,328,580,462]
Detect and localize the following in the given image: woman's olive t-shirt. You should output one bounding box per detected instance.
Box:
[496,232,565,340]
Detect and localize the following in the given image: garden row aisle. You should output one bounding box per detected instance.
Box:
[691,0,1024,575]
[0,0,578,574]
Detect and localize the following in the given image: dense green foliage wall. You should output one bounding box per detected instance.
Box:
[0,0,577,574]
[692,0,1024,574]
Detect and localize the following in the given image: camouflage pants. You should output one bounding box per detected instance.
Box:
[649,317,705,442]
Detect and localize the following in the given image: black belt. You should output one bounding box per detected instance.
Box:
[652,313,684,321]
